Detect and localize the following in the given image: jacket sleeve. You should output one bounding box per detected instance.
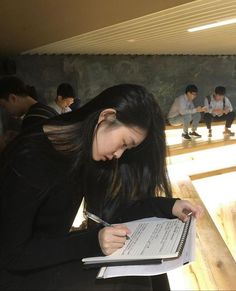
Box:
[0,161,101,272]
[113,197,178,223]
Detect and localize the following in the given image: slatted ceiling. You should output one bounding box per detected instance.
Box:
[27,1,236,54]
[25,0,236,55]
[33,14,233,49]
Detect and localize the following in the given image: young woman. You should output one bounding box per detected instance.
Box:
[0,84,202,291]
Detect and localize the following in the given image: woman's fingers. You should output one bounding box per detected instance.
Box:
[113,224,131,235]
[98,224,130,255]
[183,202,204,220]
[112,224,130,236]
[172,199,204,222]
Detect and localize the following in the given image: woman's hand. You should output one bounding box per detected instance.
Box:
[98,224,130,255]
[172,199,204,222]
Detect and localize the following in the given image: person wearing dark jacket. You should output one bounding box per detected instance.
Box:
[0,84,203,291]
[0,76,58,131]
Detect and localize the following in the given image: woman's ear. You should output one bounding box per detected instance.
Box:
[8,94,18,103]
[97,108,117,124]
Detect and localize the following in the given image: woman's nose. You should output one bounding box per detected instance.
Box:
[113,148,125,159]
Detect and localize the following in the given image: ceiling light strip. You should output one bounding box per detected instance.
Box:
[188,18,236,32]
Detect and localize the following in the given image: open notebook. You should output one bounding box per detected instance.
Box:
[82,216,193,268]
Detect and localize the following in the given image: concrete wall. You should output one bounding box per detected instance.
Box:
[7,54,236,115]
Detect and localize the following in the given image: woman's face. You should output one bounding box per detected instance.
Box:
[92,110,146,161]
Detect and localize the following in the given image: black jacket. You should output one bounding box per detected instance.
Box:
[0,128,177,288]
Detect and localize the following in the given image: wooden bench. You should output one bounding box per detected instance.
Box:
[165,120,236,131]
[166,121,236,156]
[168,138,236,156]
[168,169,236,290]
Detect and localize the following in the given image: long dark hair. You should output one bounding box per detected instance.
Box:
[45,84,172,221]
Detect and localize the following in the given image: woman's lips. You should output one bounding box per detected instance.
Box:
[102,155,112,161]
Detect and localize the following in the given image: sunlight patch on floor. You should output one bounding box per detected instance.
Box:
[167,144,236,176]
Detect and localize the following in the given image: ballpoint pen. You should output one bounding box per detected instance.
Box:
[84,211,130,240]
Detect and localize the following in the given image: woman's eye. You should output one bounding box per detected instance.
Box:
[123,143,127,148]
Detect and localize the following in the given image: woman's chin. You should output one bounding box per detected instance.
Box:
[92,154,104,162]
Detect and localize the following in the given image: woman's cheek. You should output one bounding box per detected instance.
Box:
[104,141,117,156]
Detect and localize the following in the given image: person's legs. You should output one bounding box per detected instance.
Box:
[211,113,235,135]
[191,112,201,132]
[222,111,235,135]
[168,115,183,127]
[204,113,213,137]
[189,112,202,137]
[225,111,235,129]
[204,112,235,136]
[168,114,193,140]
[204,113,213,130]
[169,115,190,140]
[182,114,192,134]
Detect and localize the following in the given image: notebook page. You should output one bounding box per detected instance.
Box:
[83,217,187,263]
[117,218,185,257]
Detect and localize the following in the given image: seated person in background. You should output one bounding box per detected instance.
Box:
[26,84,38,101]
[0,107,22,154]
[0,76,58,131]
[168,84,206,140]
[204,86,235,137]
[49,83,75,114]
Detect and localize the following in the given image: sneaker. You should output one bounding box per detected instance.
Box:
[182,133,191,140]
[189,131,202,138]
[208,130,212,138]
[223,128,235,136]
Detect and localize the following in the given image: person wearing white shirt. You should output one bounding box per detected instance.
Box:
[168,85,206,140]
[49,83,75,114]
[204,86,235,137]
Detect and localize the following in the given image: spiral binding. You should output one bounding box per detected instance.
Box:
[176,216,192,256]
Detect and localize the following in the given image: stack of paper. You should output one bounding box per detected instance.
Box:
[82,216,195,279]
